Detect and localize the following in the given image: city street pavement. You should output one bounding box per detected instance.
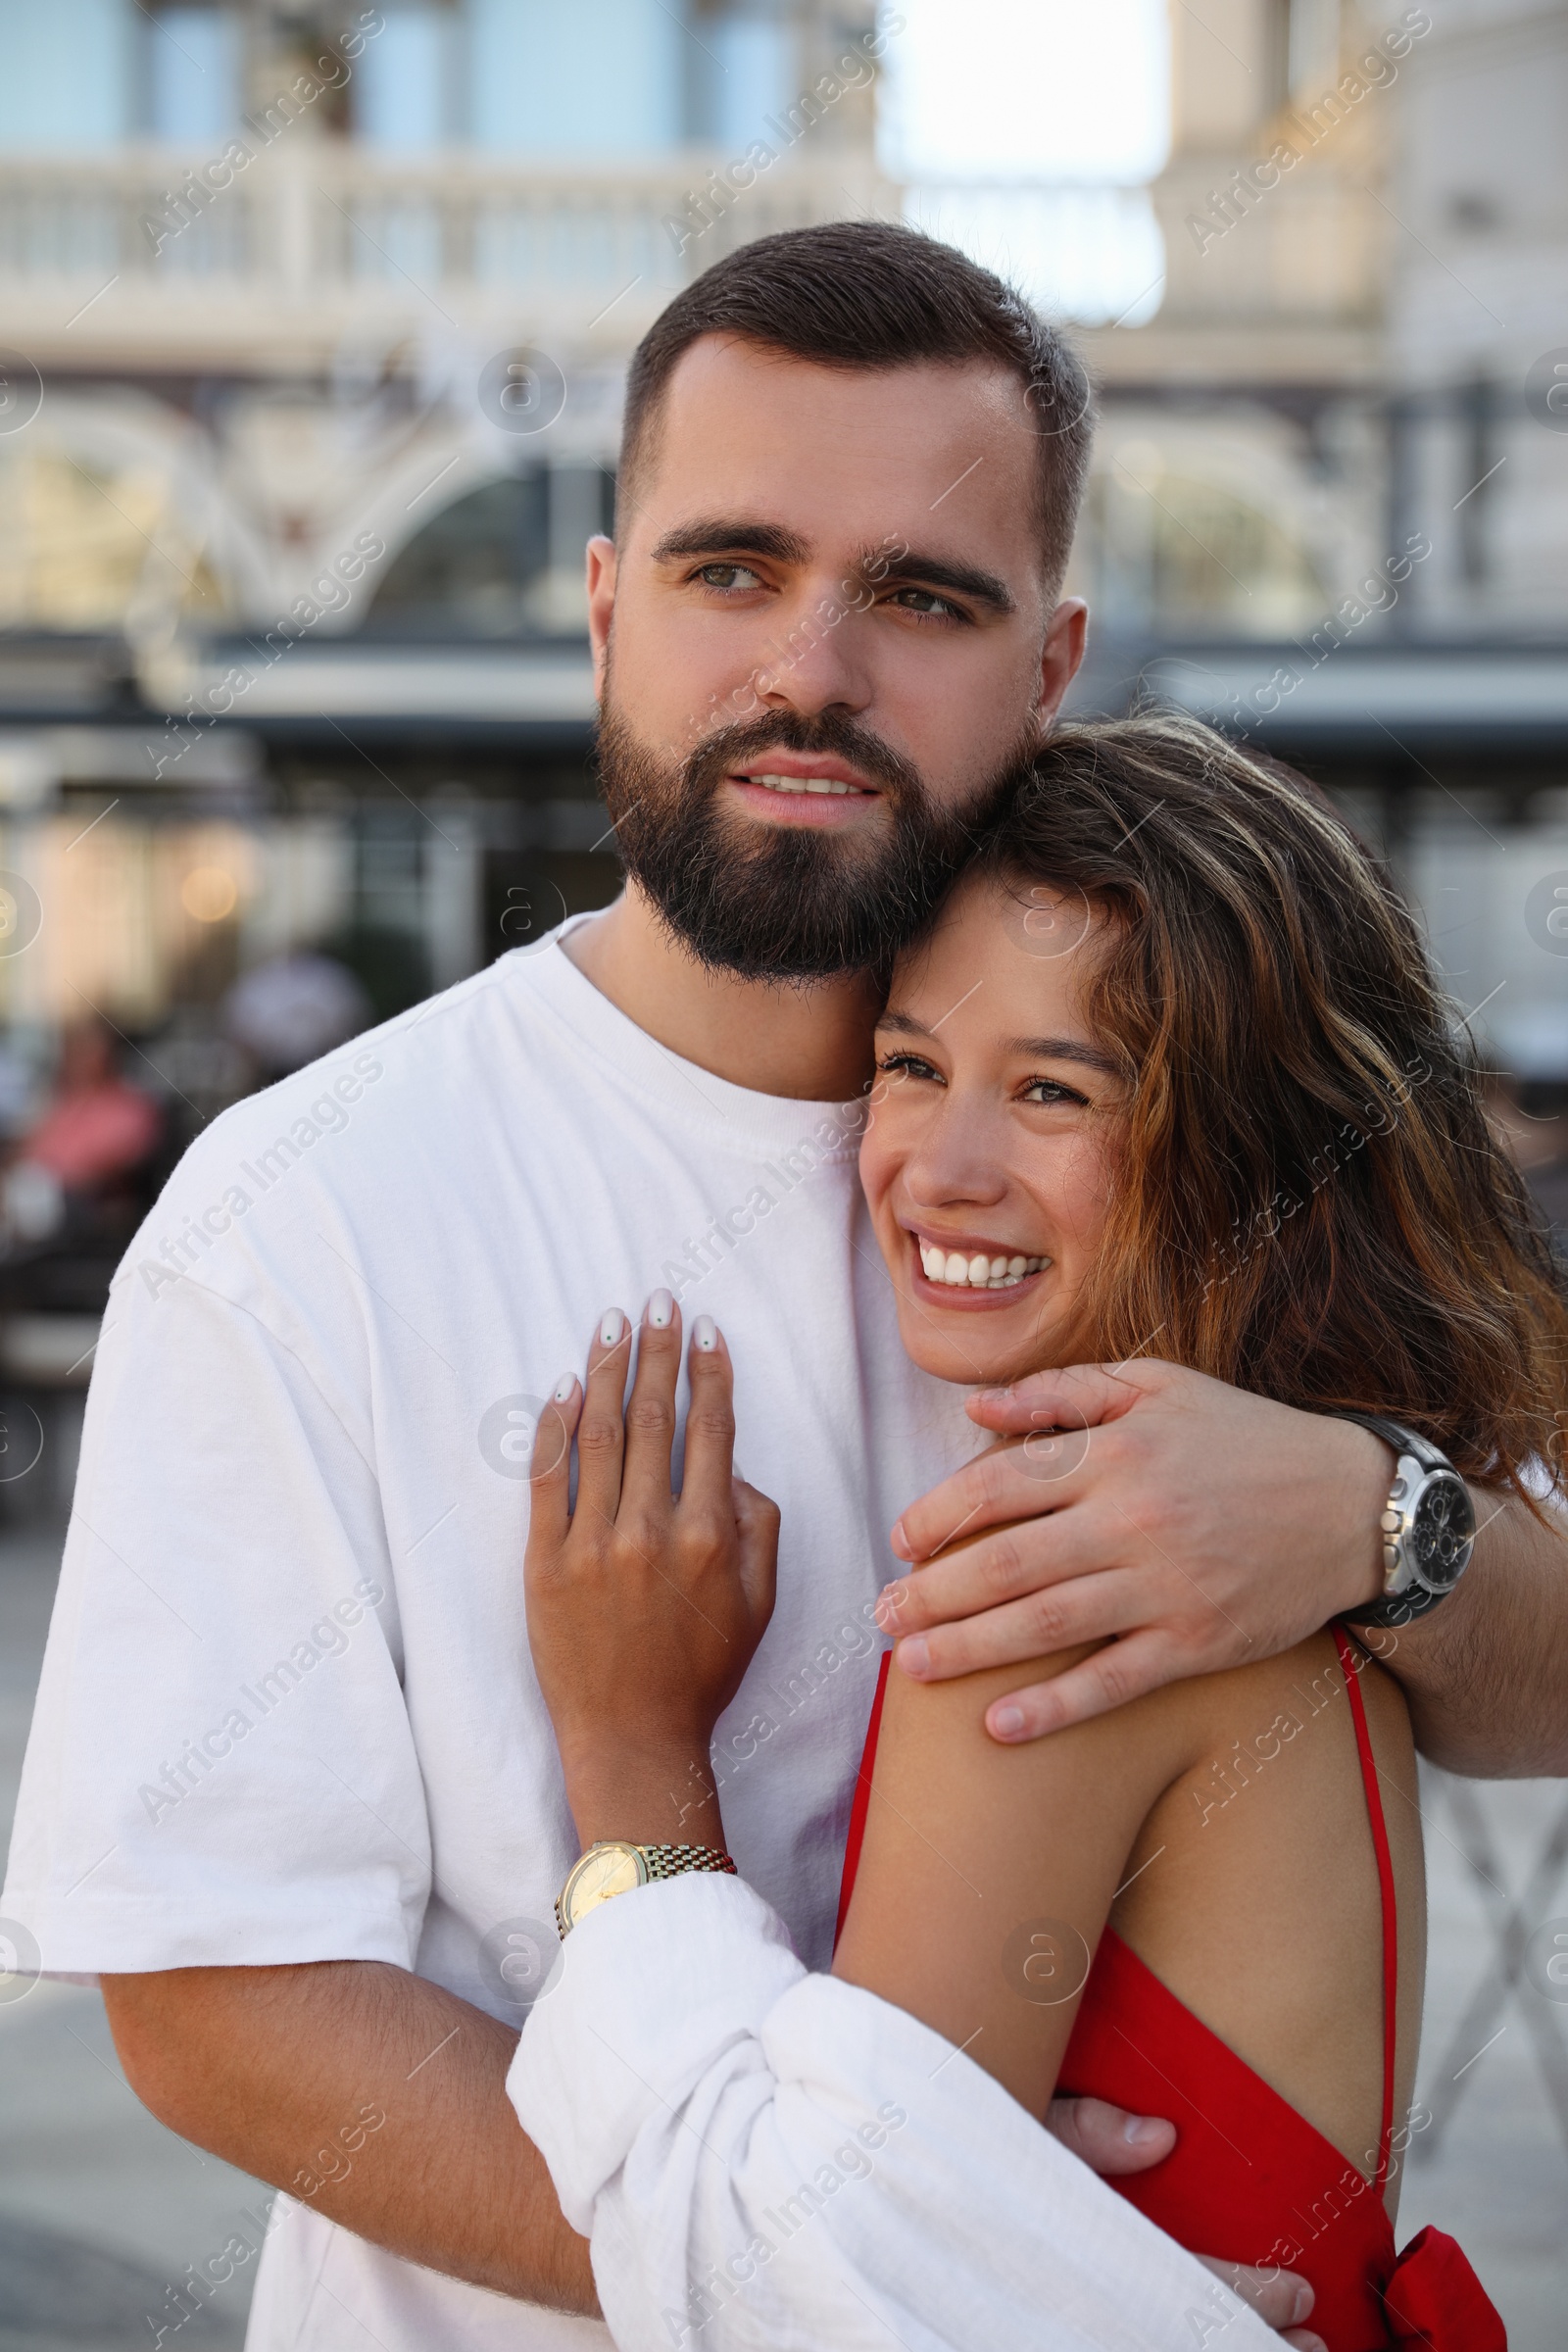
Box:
[4,1520,1567,2349]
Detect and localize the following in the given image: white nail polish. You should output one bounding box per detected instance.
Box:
[552,1373,576,1403]
[693,1314,717,1352]
[600,1308,626,1347]
[646,1288,673,1330]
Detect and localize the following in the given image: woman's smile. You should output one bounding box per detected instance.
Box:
[860,869,1121,1386]
[905,1224,1054,1309]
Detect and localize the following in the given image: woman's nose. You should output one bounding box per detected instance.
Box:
[902,1104,1009,1213]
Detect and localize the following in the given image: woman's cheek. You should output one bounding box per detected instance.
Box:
[858,1092,905,1202]
[1053,1131,1116,1266]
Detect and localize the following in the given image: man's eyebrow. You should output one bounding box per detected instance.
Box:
[868,546,1015,616]
[876,1010,1122,1079]
[650,517,809,564]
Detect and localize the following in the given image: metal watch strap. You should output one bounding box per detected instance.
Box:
[555,1842,735,1937]
[638,1842,737,1884]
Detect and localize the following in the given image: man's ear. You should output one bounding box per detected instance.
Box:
[586,535,617,699]
[1035,599,1089,732]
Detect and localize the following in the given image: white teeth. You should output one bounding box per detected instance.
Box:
[917,1244,1052,1289]
[750,772,859,797]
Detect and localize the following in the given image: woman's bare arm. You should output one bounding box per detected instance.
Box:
[832,1646,1194,2116]
[101,1959,597,2313]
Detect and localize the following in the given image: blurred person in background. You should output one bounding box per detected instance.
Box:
[1,1015,164,1255]
[224,950,374,1086]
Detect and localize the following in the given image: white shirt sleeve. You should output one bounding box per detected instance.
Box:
[3,1251,427,1975]
[508,1874,1278,2352]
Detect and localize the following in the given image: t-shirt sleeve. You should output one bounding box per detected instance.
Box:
[2,1252,427,1976]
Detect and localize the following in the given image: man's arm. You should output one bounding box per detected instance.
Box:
[1383,1486,1568,1775]
[880,1360,1568,1774]
[104,1957,1263,2318]
[101,1960,599,2315]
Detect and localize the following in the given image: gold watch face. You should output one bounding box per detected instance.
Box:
[561,1841,647,1929]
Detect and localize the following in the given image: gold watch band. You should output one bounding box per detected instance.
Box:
[555,1840,736,1937]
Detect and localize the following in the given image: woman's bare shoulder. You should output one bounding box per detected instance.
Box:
[1113,1630,1424,2183]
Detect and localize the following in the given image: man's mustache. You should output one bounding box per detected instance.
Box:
[685,710,924,806]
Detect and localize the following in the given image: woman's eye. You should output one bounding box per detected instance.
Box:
[1020,1078,1084,1107]
[695,563,764,592]
[877,1051,942,1084]
[888,587,963,621]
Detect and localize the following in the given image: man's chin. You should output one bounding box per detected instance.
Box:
[594,693,1010,981]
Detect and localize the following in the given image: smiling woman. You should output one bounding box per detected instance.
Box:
[864,944,1126,1358]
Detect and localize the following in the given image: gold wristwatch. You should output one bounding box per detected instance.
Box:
[555,1841,736,1937]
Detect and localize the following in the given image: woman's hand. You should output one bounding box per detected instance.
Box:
[525,1291,779,1852]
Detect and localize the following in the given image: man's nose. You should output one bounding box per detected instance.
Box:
[755,580,874,716]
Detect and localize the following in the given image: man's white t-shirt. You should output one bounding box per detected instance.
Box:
[2,919,978,2351]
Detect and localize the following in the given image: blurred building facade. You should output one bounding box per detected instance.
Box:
[0,0,889,1118]
[0,0,1562,1131]
[1072,0,1568,1096]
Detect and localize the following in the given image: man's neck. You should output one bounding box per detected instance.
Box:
[563,885,882,1102]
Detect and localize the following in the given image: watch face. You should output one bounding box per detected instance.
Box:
[1409,1473,1475,1591]
[562,1842,646,1928]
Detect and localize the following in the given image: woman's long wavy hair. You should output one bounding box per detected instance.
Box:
[972,712,1568,1503]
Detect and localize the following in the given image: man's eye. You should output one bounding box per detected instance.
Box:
[888,588,962,621]
[695,563,764,592]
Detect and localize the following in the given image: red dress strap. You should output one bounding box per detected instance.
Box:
[1332,1624,1398,2191]
[835,1649,892,1948]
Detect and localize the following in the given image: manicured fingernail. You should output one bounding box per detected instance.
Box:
[992,1705,1026,1739]
[645,1289,673,1330]
[552,1372,577,1403]
[1125,2115,1164,2147]
[890,1518,911,1559]
[600,1308,626,1347]
[693,1314,717,1352]
[897,1635,930,1677]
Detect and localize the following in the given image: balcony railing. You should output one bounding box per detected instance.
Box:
[0,146,896,357]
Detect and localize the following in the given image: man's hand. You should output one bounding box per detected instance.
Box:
[879,1359,1389,1741]
[1045,2097,1320,2346]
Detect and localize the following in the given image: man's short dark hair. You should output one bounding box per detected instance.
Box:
[619,220,1095,593]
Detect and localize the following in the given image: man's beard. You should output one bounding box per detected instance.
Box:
[595,688,1032,984]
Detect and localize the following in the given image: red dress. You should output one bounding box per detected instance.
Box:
[836,1629,1504,2352]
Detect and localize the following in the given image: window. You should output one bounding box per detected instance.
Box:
[147,6,241,145]
[0,0,135,149]
[693,9,794,151]
[356,4,459,150]
[467,0,683,156]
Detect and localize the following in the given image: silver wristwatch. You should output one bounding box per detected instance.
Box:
[1335,1411,1476,1630]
